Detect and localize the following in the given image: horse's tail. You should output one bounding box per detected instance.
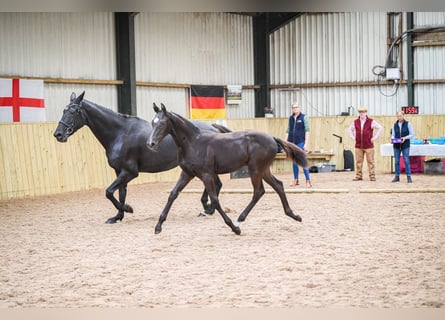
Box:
[211,123,232,133]
[274,137,309,168]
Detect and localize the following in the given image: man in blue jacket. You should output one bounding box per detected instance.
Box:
[391,110,415,183]
[285,103,311,188]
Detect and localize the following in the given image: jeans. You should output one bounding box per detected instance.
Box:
[393,147,411,176]
[292,142,310,180]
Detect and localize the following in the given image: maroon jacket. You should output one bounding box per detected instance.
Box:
[354,117,374,149]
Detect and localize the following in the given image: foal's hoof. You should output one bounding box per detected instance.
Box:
[154,225,162,234]
[105,218,117,224]
[295,215,302,222]
[233,226,241,235]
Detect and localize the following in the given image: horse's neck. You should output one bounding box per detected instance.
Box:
[170,114,200,150]
[82,101,126,149]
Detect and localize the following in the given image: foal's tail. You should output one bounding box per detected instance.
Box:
[211,123,232,133]
[274,137,309,168]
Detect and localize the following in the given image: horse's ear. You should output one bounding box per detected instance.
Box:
[70,92,76,102]
[153,103,160,113]
[74,91,85,104]
[160,103,167,114]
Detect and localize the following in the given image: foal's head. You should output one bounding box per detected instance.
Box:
[147,103,171,151]
[53,91,87,142]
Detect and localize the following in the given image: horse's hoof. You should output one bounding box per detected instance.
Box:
[296,215,302,222]
[105,218,116,224]
[154,225,162,234]
[123,204,133,213]
[233,226,241,235]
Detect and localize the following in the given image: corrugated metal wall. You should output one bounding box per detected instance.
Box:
[0,12,118,120]
[412,12,445,116]
[1,12,443,122]
[414,12,445,26]
[134,12,255,120]
[0,13,115,79]
[269,12,445,117]
[0,12,255,121]
[271,13,387,85]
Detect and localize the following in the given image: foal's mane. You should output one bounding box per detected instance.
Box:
[167,111,201,134]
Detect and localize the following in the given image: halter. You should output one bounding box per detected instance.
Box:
[58,102,84,135]
[58,119,74,134]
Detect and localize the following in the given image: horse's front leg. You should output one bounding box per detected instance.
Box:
[201,174,241,235]
[155,170,194,234]
[199,175,222,216]
[105,170,137,224]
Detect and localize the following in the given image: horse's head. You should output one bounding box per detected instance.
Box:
[147,103,172,151]
[53,91,87,142]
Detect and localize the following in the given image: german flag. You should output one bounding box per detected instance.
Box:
[190,85,226,119]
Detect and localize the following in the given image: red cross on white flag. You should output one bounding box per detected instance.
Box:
[0,78,45,122]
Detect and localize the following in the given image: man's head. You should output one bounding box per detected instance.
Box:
[291,103,301,115]
[357,107,367,119]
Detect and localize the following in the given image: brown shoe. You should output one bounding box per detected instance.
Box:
[306,180,312,188]
[370,177,376,181]
[352,177,363,181]
[290,179,299,186]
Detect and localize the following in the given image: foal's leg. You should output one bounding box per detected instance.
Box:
[262,171,302,222]
[155,170,194,234]
[236,170,266,224]
[105,170,138,224]
[201,173,241,235]
[199,175,222,216]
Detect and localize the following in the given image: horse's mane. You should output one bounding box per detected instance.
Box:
[118,112,141,120]
[83,99,143,121]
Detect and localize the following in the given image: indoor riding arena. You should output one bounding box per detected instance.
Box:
[1,11,444,310]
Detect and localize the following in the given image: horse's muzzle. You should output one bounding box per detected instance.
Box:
[53,131,68,142]
[147,141,158,151]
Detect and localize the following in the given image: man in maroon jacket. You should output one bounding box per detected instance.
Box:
[348,107,383,181]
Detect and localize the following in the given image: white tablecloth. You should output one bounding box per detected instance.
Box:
[380,143,445,157]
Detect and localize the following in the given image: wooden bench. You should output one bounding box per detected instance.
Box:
[232,152,336,177]
[275,151,335,162]
[273,151,335,174]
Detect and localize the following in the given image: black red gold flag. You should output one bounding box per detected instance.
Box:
[190,85,226,119]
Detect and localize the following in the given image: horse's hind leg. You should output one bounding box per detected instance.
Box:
[105,170,137,224]
[263,171,302,222]
[199,175,222,216]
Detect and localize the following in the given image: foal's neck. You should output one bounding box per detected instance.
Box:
[169,113,200,149]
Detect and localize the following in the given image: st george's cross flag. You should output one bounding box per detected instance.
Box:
[0,78,45,122]
[190,85,226,119]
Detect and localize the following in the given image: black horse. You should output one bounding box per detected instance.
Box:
[147,103,309,235]
[53,91,229,224]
